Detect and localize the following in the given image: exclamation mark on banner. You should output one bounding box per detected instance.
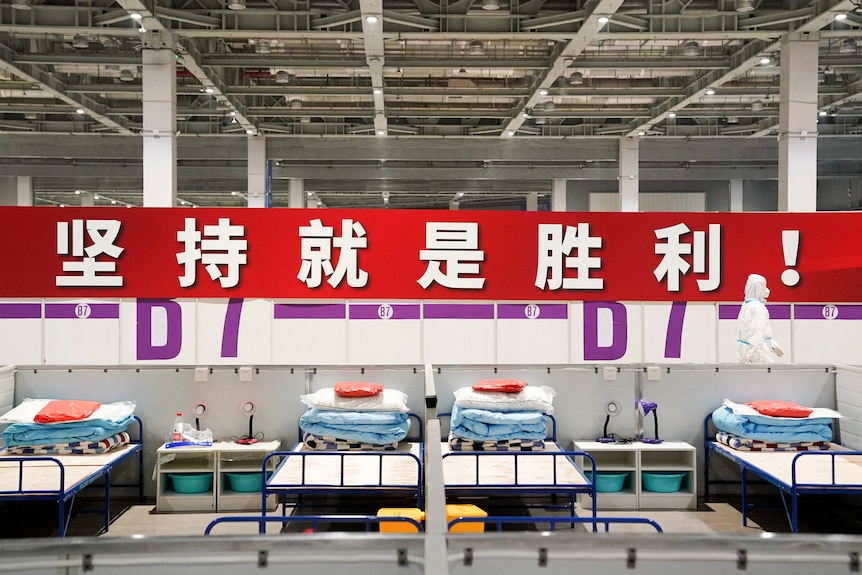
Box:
[781,230,801,287]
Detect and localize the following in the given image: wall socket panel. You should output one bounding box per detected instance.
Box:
[646,366,661,380]
[238,366,254,382]
[602,367,617,381]
[194,367,209,382]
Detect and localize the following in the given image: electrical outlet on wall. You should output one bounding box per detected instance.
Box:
[646,366,661,381]
[602,366,617,381]
[194,367,209,382]
[239,366,253,382]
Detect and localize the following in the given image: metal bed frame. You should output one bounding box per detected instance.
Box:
[262,413,425,523]
[0,414,144,537]
[440,413,597,522]
[703,412,862,532]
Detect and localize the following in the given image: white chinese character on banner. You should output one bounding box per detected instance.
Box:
[297,218,368,288]
[535,223,603,290]
[55,219,124,287]
[176,217,247,288]
[417,222,485,289]
[653,222,721,292]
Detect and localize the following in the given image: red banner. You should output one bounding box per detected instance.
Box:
[0,206,859,302]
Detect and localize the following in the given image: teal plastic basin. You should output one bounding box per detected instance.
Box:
[587,471,628,493]
[642,472,685,493]
[225,471,273,492]
[168,473,212,494]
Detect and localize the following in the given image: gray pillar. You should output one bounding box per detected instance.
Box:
[729,179,743,212]
[288,178,305,208]
[778,34,818,212]
[551,179,567,212]
[247,136,267,207]
[526,192,539,211]
[142,46,177,207]
[80,191,95,207]
[448,200,460,210]
[0,177,33,205]
[619,137,639,212]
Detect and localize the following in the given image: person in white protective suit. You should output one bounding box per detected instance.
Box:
[737,273,784,363]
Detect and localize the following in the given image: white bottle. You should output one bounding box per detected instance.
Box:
[172,412,183,442]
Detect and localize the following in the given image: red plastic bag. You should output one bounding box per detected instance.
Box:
[334,382,384,397]
[472,379,528,393]
[33,399,101,423]
[745,400,813,418]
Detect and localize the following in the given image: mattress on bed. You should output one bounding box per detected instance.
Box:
[441,441,588,487]
[0,444,141,492]
[710,441,862,486]
[268,441,422,488]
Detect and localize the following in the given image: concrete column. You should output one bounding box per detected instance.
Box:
[142,46,177,207]
[778,34,818,212]
[288,178,305,208]
[0,176,33,205]
[16,176,32,206]
[526,192,539,211]
[619,137,639,212]
[729,178,744,212]
[247,136,266,207]
[448,200,460,210]
[551,179,567,212]
[80,191,95,207]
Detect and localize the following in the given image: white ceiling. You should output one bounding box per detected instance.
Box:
[0,0,861,208]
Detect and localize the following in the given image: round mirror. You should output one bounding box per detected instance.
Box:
[192,402,208,418]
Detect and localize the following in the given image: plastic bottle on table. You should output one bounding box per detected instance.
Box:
[172,412,183,442]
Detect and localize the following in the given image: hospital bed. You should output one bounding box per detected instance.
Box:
[0,414,144,536]
[703,411,862,532]
[262,413,424,522]
[441,413,597,521]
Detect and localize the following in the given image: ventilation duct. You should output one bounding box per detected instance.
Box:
[468,40,486,56]
[682,41,700,57]
[839,38,857,54]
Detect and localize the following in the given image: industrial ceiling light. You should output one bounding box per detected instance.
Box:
[288,98,302,108]
[682,41,700,57]
[129,11,142,20]
[597,15,609,24]
[839,37,857,54]
[365,15,378,23]
[373,87,383,95]
[538,88,548,96]
[275,70,292,84]
[544,100,555,111]
[667,111,676,118]
[759,56,771,65]
[468,40,486,56]
[705,88,716,95]
[750,100,764,111]
[568,71,584,85]
[482,0,500,9]
[227,0,246,9]
[72,35,89,49]
[735,0,755,12]
[11,0,31,10]
[835,12,848,21]
[119,68,135,82]
[376,129,386,136]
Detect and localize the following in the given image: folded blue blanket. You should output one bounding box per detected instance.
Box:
[712,406,832,443]
[2,415,135,447]
[450,404,547,442]
[299,409,410,446]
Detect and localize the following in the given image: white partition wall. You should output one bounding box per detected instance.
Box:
[196,299,273,365]
[347,302,422,364]
[272,301,348,365]
[496,303,569,364]
[793,304,862,364]
[422,302,495,365]
[0,301,42,365]
[120,299,197,364]
[44,299,121,364]
[643,303,716,363]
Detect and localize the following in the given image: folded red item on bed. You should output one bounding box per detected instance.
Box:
[334,382,384,397]
[33,399,102,423]
[745,400,813,418]
[472,379,528,393]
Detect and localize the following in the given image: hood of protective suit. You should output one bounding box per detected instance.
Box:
[744,274,770,302]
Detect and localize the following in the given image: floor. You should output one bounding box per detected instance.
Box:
[5,492,862,538]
